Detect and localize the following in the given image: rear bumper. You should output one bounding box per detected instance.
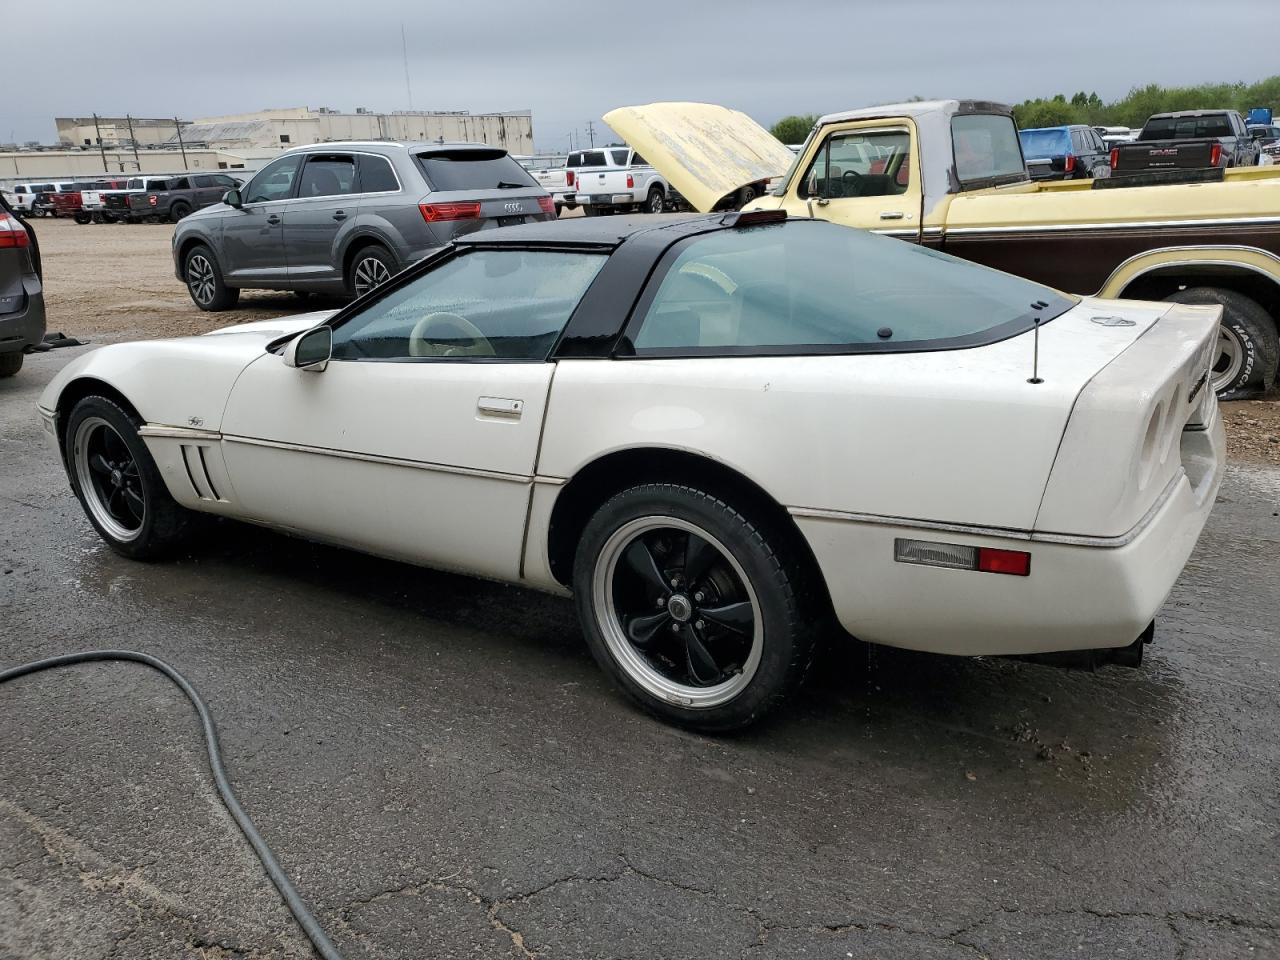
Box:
[795,410,1224,658]
[0,285,47,355]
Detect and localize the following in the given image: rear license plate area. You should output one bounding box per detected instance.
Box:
[497,215,527,227]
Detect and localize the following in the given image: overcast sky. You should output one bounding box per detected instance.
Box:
[7,0,1274,150]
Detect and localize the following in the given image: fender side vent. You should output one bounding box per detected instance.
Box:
[180,444,221,501]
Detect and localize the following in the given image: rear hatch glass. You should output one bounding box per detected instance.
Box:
[415,149,539,192]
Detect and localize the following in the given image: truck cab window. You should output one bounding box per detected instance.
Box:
[799,129,912,200]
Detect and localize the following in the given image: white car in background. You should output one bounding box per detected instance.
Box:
[38,211,1223,731]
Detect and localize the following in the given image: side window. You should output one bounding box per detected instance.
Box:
[1069,131,1084,153]
[214,175,236,187]
[357,154,399,193]
[192,175,212,188]
[170,178,190,190]
[631,152,647,166]
[244,154,303,204]
[798,129,912,199]
[297,154,357,198]
[611,149,630,166]
[330,250,607,361]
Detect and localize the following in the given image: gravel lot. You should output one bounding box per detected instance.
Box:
[2,216,1279,960]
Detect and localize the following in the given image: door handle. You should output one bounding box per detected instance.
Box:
[879,211,905,220]
[477,397,523,419]
[814,197,830,206]
[332,210,347,221]
[266,214,281,226]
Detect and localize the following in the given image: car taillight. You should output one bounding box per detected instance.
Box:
[1110,147,1119,169]
[536,195,555,214]
[626,174,634,189]
[0,213,30,248]
[419,201,482,222]
[1063,154,1075,173]
[1210,142,1222,166]
[566,170,575,186]
[976,548,1032,577]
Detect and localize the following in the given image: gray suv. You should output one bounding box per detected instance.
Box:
[172,141,555,311]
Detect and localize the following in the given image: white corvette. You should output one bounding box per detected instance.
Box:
[39,211,1224,730]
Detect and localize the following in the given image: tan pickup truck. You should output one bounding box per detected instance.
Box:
[606,100,1280,397]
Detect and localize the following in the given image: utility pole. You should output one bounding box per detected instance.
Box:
[401,22,413,111]
[92,114,108,173]
[125,114,141,170]
[174,117,188,170]
[586,120,595,147]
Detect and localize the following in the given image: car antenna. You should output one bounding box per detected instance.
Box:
[1027,301,1048,385]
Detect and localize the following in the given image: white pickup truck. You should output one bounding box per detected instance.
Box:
[574,147,671,215]
[531,168,572,215]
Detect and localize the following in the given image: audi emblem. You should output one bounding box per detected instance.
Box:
[503,201,523,214]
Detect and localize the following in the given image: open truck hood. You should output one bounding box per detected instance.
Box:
[603,102,795,212]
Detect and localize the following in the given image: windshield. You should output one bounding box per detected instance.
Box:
[951,114,1026,186]
[415,150,538,191]
[770,128,818,197]
[630,220,1073,355]
[1019,128,1071,159]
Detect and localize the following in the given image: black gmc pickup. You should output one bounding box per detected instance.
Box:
[1110,110,1262,175]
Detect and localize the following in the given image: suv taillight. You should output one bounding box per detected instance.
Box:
[1063,154,1075,173]
[419,201,481,222]
[0,213,30,248]
[1110,147,1119,169]
[1210,142,1222,166]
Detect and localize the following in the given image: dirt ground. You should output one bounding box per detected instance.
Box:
[30,215,1280,465]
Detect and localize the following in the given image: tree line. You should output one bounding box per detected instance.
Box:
[769,77,1280,140]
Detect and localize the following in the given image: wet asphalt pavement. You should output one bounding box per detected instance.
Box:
[1,345,1278,960]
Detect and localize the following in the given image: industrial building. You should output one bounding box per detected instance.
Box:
[2,106,535,184]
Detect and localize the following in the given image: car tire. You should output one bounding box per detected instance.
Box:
[169,202,191,223]
[73,211,92,225]
[737,184,758,207]
[646,186,665,214]
[65,395,195,560]
[573,483,818,732]
[582,206,600,217]
[1163,287,1279,398]
[0,352,23,378]
[184,244,239,312]
[346,245,397,299]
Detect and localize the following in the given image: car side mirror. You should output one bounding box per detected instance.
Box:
[224,188,242,208]
[282,325,332,371]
